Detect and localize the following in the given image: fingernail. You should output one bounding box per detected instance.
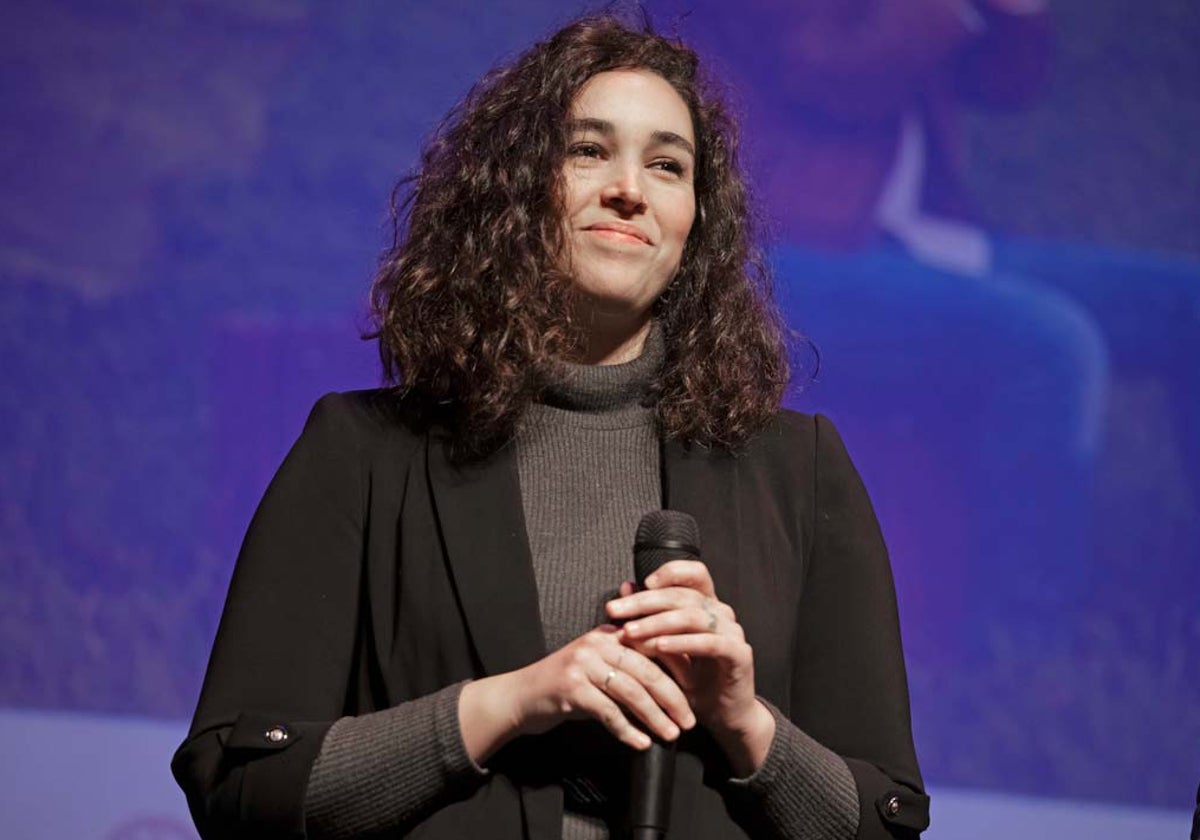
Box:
[646,574,659,587]
[665,724,680,740]
[625,622,639,635]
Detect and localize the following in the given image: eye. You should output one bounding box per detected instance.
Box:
[568,141,604,159]
[650,158,686,176]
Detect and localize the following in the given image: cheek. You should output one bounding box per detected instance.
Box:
[561,170,595,221]
[664,196,697,253]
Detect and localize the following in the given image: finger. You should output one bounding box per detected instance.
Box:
[654,651,695,692]
[613,646,696,730]
[623,604,729,641]
[643,560,716,596]
[619,580,635,598]
[616,635,676,670]
[582,682,653,750]
[651,633,750,661]
[597,662,684,742]
[606,587,706,621]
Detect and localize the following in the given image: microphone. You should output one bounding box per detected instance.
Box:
[626,510,701,840]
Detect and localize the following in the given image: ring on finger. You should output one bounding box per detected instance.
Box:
[702,599,718,632]
[603,668,617,691]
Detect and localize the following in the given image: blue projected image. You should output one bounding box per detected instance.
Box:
[1,1,1197,837]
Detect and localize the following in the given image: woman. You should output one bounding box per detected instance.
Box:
[172,15,927,840]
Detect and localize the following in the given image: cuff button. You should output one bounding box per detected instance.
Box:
[264,725,289,744]
[885,795,901,817]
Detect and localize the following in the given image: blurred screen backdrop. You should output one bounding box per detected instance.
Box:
[2,1,1197,837]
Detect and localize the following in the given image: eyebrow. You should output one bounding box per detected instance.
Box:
[568,117,696,158]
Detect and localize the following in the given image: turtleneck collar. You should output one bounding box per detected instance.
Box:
[535,321,664,419]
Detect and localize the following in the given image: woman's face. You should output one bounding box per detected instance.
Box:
[561,69,697,319]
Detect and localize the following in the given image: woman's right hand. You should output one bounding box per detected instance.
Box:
[458,624,695,763]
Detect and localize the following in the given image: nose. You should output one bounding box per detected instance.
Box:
[600,164,646,216]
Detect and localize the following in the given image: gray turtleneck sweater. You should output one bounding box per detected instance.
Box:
[517,330,663,840]
[304,327,859,839]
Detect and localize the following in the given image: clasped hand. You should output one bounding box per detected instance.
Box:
[608,560,761,749]
[466,560,772,775]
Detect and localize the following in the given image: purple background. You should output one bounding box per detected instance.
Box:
[2,0,1198,822]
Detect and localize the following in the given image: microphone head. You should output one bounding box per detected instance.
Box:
[633,510,701,586]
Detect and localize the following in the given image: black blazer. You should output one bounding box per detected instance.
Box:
[172,390,928,839]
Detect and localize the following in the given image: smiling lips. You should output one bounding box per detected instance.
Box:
[583,221,652,245]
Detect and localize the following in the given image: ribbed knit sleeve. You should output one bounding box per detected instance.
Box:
[728,699,860,839]
[303,681,487,839]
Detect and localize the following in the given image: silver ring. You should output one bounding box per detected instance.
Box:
[603,668,617,691]
[702,599,718,633]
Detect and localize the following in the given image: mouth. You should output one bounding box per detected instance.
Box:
[583,222,652,245]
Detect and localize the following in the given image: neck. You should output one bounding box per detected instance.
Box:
[574,309,653,366]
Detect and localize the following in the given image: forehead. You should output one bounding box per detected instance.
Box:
[569,69,695,144]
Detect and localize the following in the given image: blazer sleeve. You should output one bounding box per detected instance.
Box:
[171,392,370,839]
[790,415,930,838]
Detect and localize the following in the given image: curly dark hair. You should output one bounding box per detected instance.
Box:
[369,13,789,460]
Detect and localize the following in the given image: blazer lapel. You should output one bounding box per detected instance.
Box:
[427,436,547,676]
[662,438,745,614]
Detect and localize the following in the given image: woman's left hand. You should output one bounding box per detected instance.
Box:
[606,560,775,775]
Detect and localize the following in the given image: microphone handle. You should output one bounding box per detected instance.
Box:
[627,735,676,840]
[630,830,666,840]
[628,509,697,840]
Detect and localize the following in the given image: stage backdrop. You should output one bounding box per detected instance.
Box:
[2,1,1197,837]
